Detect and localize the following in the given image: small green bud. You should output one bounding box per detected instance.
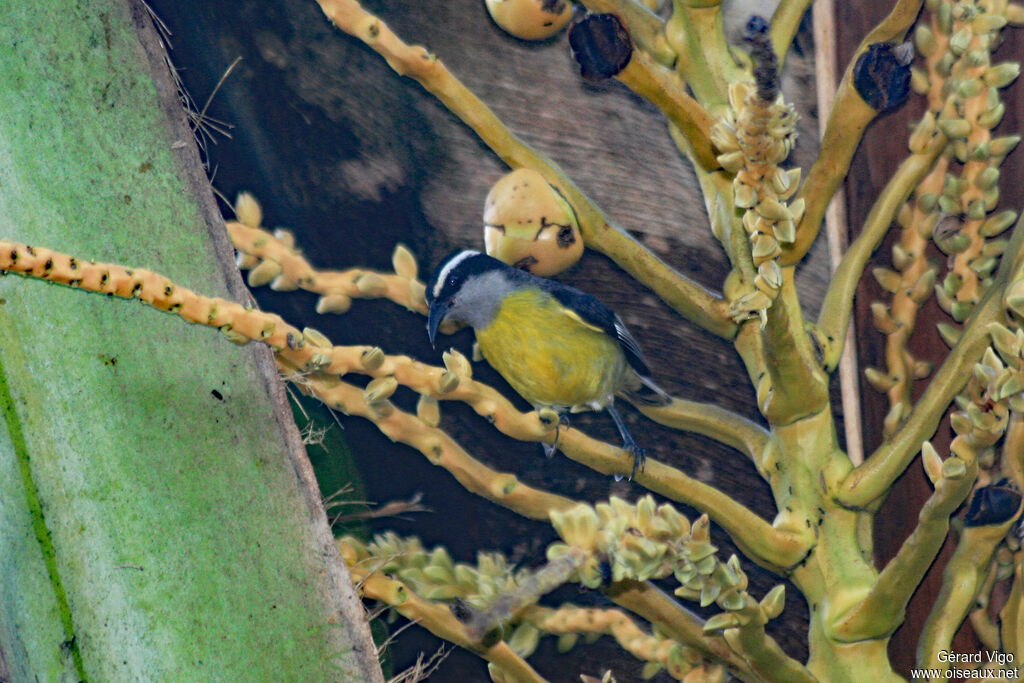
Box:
[735,182,758,209]
[361,346,386,371]
[957,77,985,98]
[247,259,282,288]
[302,326,332,349]
[391,244,418,280]
[921,441,942,484]
[937,2,953,33]
[974,13,1008,34]
[989,135,1021,157]
[938,195,962,216]
[917,192,939,212]
[984,62,1020,88]
[977,102,1006,129]
[937,322,962,348]
[949,27,973,55]
[942,456,968,479]
[984,187,1001,212]
[416,395,441,427]
[865,367,897,392]
[936,51,955,77]
[965,50,990,68]
[703,612,743,632]
[760,584,787,619]
[969,141,990,161]
[871,300,899,335]
[316,293,352,314]
[938,117,972,139]
[872,267,902,293]
[966,199,989,220]
[365,376,398,403]
[944,272,964,295]
[911,66,931,95]
[971,257,998,278]
[354,272,388,297]
[1005,280,1024,319]
[914,24,937,55]
[951,300,974,322]
[951,411,973,435]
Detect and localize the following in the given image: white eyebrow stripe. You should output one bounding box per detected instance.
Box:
[432,250,479,298]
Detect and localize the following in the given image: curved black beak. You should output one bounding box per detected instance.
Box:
[427,300,447,348]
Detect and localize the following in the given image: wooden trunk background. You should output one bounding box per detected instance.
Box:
[142,0,1022,680]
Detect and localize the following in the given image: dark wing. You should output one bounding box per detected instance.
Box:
[540,278,652,377]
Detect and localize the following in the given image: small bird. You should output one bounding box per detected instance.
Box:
[425,250,671,479]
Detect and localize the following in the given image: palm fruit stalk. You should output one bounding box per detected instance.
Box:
[928,0,1020,324]
[865,5,952,435]
[709,18,802,325]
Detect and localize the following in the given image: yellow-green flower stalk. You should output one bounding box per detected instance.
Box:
[709,19,802,324]
[923,0,1021,324]
[865,4,955,436]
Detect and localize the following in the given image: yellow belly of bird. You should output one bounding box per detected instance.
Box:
[474,289,625,409]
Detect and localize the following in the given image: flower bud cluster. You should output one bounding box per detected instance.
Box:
[548,496,750,611]
[711,82,801,324]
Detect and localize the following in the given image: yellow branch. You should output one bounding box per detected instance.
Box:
[227,220,427,314]
[315,0,737,339]
[556,429,813,570]
[665,0,742,106]
[917,511,1022,673]
[615,51,719,172]
[817,140,945,370]
[782,0,926,266]
[348,565,549,683]
[758,269,830,424]
[837,290,999,507]
[999,554,1024,661]
[638,399,769,466]
[285,363,577,520]
[606,580,760,680]
[722,601,817,683]
[770,0,814,65]
[830,455,978,641]
[840,214,1024,506]
[525,604,697,680]
[0,238,778,544]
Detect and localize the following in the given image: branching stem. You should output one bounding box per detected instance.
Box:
[840,215,1024,506]
[637,399,769,466]
[817,140,946,369]
[770,0,813,65]
[917,512,1023,672]
[782,0,926,266]
[830,458,978,640]
[349,566,549,683]
[605,580,759,680]
[315,0,737,339]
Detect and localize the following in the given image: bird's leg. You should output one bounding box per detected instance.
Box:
[537,407,568,458]
[606,402,645,480]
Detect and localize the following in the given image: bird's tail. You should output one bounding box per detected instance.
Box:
[621,374,672,407]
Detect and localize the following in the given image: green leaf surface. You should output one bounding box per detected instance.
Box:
[0,1,380,681]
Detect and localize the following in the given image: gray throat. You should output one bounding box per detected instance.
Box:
[447,270,515,330]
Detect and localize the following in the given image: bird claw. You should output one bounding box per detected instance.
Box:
[629,444,646,481]
[612,444,646,481]
[540,414,569,458]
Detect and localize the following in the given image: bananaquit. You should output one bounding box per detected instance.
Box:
[426,250,670,478]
